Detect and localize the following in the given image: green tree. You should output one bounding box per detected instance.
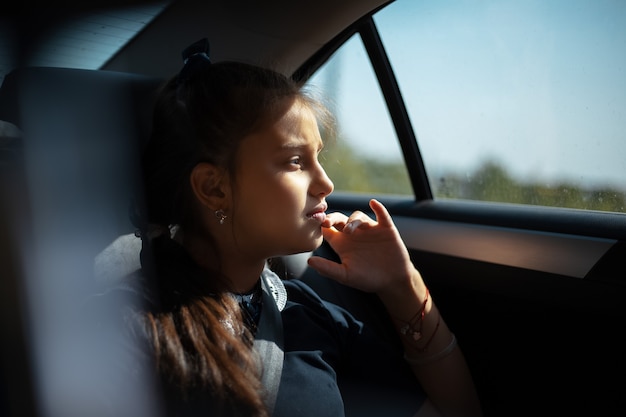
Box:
[321,140,412,195]
[320,139,626,214]
[435,160,626,213]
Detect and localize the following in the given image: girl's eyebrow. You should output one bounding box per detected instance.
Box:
[278,142,306,150]
[278,139,324,152]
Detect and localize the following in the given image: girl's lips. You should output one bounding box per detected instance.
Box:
[306,203,328,223]
[307,211,327,223]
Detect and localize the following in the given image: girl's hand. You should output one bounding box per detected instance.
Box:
[307,199,419,297]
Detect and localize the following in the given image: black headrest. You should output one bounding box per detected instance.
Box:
[0,67,164,255]
[0,67,163,152]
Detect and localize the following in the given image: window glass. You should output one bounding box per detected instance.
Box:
[375,0,626,213]
[305,35,412,195]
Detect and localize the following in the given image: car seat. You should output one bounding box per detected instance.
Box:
[0,67,166,417]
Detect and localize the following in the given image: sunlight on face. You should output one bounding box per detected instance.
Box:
[229,98,334,260]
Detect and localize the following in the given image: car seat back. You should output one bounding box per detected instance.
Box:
[0,67,162,253]
[0,66,167,417]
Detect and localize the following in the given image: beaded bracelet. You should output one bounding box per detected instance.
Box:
[404,333,458,366]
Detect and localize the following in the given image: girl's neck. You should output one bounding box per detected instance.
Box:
[180,230,265,293]
[219,261,265,293]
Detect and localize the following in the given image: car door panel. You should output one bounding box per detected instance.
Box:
[324,192,626,416]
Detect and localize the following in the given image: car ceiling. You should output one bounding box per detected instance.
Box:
[2,0,390,85]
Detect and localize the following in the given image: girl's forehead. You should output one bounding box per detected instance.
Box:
[240,101,322,154]
[278,100,317,130]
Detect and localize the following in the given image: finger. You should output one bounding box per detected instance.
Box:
[343,210,377,234]
[369,199,394,228]
[307,256,347,283]
[322,212,349,230]
[342,218,362,234]
[345,210,369,223]
[320,226,348,248]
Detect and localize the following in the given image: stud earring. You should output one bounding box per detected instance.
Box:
[215,209,227,225]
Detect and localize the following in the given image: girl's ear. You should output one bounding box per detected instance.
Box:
[189,162,231,210]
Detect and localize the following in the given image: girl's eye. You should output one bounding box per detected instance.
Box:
[289,157,302,167]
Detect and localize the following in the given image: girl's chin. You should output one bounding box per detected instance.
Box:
[265,225,325,257]
[310,229,325,246]
[279,235,324,257]
[308,235,325,251]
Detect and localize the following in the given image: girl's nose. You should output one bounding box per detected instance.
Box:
[312,162,334,197]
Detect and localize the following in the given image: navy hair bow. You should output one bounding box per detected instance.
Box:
[178,38,212,83]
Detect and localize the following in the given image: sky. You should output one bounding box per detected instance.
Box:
[309,0,626,191]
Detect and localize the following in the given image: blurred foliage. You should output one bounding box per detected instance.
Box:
[320,140,412,195]
[321,141,626,214]
[437,160,626,213]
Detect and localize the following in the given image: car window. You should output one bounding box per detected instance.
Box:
[305,35,412,195]
[374,0,626,213]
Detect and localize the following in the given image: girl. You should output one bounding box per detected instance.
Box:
[125,39,482,417]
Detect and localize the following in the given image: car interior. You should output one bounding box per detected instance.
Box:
[2,1,625,416]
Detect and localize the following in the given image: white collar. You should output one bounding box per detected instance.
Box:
[261,265,287,311]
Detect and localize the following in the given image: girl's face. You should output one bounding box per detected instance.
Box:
[229,99,334,259]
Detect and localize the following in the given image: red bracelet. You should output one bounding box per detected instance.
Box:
[398,288,429,342]
[413,311,441,353]
[398,287,443,352]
